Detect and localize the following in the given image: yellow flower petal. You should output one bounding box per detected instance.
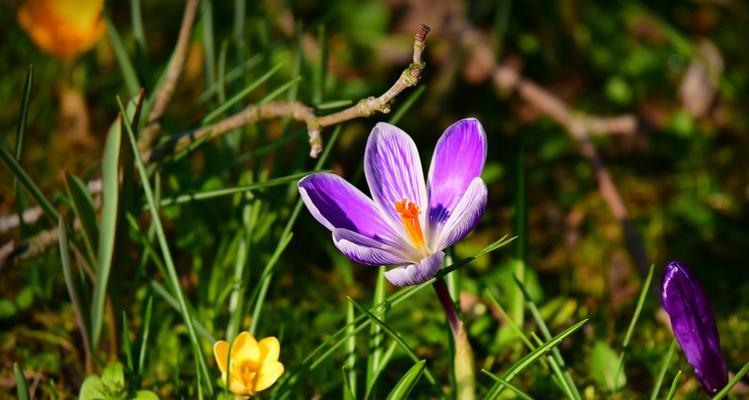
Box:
[16,0,106,59]
[229,375,252,396]
[232,331,261,363]
[254,361,284,392]
[48,0,104,31]
[213,340,230,374]
[258,337,280,362]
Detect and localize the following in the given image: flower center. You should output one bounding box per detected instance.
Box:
[395,198,426,249]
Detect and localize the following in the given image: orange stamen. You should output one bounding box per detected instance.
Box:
[395,199,426,248]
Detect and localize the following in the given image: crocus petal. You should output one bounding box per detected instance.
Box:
[229,376,252,396]
[299,173,402,246]
[427,118,487,228]
[333,229,411,266]
[432,178,487,251]
[258,337,280,362]
[384,251,444,286]
[255,361,285,391]
[662,261,728,394]
[213,340,230,373]
[232,331,261,363]
[364,122,428,232]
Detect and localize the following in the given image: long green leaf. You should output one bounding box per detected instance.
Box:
[388,85,425,124]
[137,296,153,375]
[13,66,33,235]
[273,236,515,396]
[385,360,426,400]
[344,301,357,400]
[14,362,29,400]
[247,126,342,336]
[65,174,99,261]
[482,370,535,400]
[0,142,58,222]
[117,97,214,395]
[58,217,92,367]
[106,15,141,96]
[366,267,387,395]
[512,276,581,399]
[203,62,283,123]
[650,340,676,400]
[156,171,313,207]
[348,297,441,395]
[92,95,143,347]
[614,264,655,393]
[711,360,749,400]
[665,370,681,400]
[487,319,589,398]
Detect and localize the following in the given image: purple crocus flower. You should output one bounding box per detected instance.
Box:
[662,261,728,394]
[298,118,487,286]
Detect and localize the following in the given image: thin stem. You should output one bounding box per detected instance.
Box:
[434,278,460,334]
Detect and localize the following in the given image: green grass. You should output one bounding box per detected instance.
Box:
[2,2,749,399]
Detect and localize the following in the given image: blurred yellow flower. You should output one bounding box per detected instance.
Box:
[213,332,284,397]
[17,0,106,59]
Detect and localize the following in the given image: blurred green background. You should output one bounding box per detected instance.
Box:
[1,0,749,398]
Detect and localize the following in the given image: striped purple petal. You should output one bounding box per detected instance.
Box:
[427,118,487,230]
[662,261,728,394]
[364,123,428,234]
[299,173,402,246]
[333,229,410,266]
[432,177,487,250]
[384,251,444,287]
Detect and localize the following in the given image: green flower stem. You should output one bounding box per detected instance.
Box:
[434,278,476,400]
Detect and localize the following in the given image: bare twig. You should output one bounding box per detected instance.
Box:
[450,15,648,277]
[138,0,200,152]
[147,24,431,160]
[1,25,432,261]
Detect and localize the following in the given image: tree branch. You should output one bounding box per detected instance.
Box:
[138,0,200,152]
[450,15,648,277]
[0,25,432,263]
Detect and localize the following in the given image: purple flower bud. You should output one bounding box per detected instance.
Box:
[662,261,728,394]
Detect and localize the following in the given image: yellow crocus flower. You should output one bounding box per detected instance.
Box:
[213,331,285,397]
[17,0,106,59]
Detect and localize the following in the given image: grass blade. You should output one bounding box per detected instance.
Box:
[364,341,398,400]
[512,276,581,399]
[156,171,312,207]
[106,14,141,96]
[614,264,655,393]
[117,97,214,395]
[14,65,32,161]
[482,370,535,400]
[0,141,58,222]
[58,217,92,372]
[247,126,341,336]
[711,360,749,400]
[385,360,426,400]
[258,76,302,104]
[14,362,29,400]
[273,236,514,396]
[13,66,33,235]
[366,267,387,394]
[348,297,442,396]
[92,97,139,347]
[64,174,99,261]
[388,85,425,124]
[650,339,677,400]
[486,319,589,398]
[137,296,154,375]
[202,62,283,123]
[665,370,682,400]
[344,301,357,400]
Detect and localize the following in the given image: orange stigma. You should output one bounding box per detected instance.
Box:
[395,199,426,248]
